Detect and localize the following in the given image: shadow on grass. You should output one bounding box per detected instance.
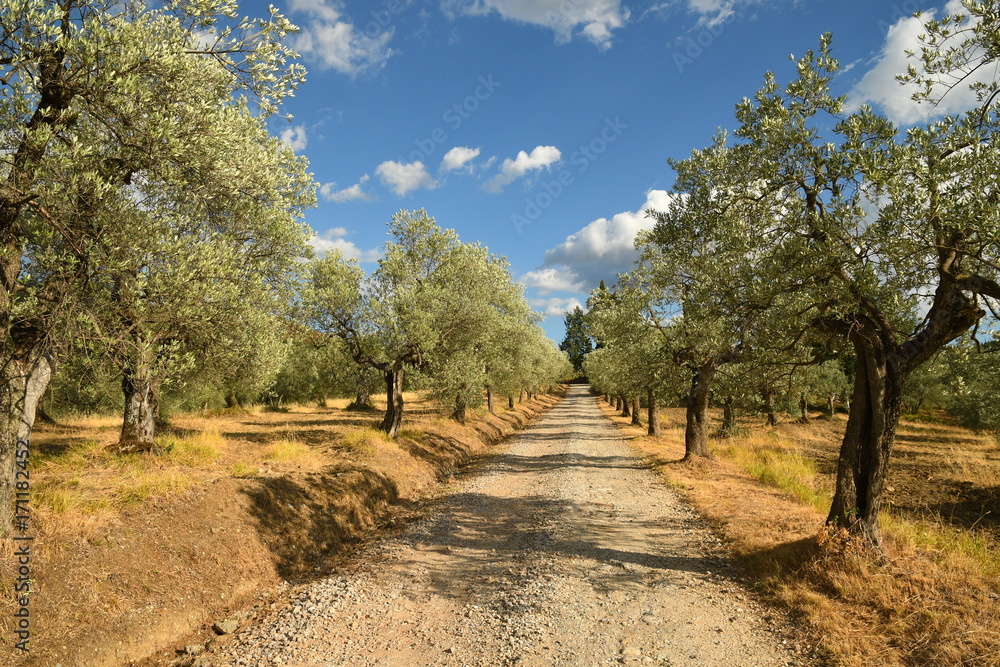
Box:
[243,466,402,581]
[736,536,823,585]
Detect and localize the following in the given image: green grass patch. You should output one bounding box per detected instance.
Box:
[716,438,829,512]
[884,513,1000,577]
[230,461,261,479]
[160,429,225,466]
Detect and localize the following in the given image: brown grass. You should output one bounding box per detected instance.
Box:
[0,389,564,666]
[598,396,1000,666]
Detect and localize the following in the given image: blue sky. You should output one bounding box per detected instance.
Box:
[244,0,974,341]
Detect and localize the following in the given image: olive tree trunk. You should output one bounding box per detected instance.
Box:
[818,288,981,548]
[379,367,404,438]
[684,362,716,459]
[452,393,468,423]
[762,387,777,427]
[646,388,661,437]
[120,362,159,452]
[630,396,641,426]
[826,326,906,546]
[721,395,736,436]
[347,383,374,411]
[0,353,52,534]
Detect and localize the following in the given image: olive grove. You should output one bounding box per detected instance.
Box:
[584,20,1000,547]
[0,0,306,530]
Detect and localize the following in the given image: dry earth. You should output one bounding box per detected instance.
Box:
[170,386,810,667]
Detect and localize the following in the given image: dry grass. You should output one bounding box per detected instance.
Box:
[714,431,830,513]
[598,396,1000,666]
[1,388,565,667]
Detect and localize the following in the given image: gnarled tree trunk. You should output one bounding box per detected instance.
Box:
[619,395,630,418]
[799,392,810,424]
[120,362,159,452]
[630,395,641,425]
[684,362,716,459]
[826,325,905,547]
[486,385,495,415]
[0,353,53,534]
[379,367,404,438]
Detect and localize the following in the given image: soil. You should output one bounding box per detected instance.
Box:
[1,394,562,667]
[184,386,808,667]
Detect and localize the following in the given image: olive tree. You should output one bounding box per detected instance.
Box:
[306,211,546,436]
[0,0,303,528]
[655,33,1000,546]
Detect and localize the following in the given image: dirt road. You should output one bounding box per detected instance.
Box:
[212,386,802,666]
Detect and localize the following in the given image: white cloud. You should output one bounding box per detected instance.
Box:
[520,267,588,294]
[484,145,561,193]
[308,227,380,262]
[279,125,308,152]
[521,190,675,294]
[849,0,986,125]
[320,174,372,203]
[375,160,438,196]
[289,0,394,76]
[440,146,481,173]
[440,0,629,49]
[529,296,585,318]
[685,0,737,27]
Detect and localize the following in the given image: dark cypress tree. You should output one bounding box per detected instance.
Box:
[559,306,593,373]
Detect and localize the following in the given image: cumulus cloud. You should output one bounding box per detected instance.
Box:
[375,160,437,196]
[484,145,561,193]
[279,125,308,152]
[320,174,372,203]
[308,227,381,262]
[849,0,986,125]
[520,267,588,294]
[440,146,481,173]
[289,0,394,76]
[440,0,629,49]
[529,296,585,318]
[521,190,674,295]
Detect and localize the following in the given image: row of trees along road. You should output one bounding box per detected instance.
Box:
[0,0,309,532]
[304,209,571,438]
[0,0,572,534]
[584,9,1000,549]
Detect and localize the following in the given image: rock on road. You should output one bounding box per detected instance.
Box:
[214,386,802,667]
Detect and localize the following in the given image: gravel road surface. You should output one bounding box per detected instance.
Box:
[211,386,804,666]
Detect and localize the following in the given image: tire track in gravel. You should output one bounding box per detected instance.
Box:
[212,385,805,667]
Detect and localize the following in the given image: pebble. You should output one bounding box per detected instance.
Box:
[208,388,809,667]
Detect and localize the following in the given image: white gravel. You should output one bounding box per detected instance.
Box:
[204,386,810,667]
